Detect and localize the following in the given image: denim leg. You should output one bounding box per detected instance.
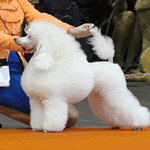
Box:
[0,51,30,114]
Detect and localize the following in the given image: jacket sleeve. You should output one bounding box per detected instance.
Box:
[19,0,74,31]
[0,31,24,52]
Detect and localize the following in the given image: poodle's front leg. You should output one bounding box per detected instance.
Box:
[42,97,68,132]
[30,99,44,131]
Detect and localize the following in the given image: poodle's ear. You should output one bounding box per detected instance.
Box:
[34,45,55,70]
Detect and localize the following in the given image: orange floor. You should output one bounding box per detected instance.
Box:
[0,127,150,150]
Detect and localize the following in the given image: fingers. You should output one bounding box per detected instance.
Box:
[80,23,95,30]
[86,24,95,29]
[68,23,95,38]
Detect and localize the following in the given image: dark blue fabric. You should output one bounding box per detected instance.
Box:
[43,0,71,15]
[0,51,30,114]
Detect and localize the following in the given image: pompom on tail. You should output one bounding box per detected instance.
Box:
[88,27,115,63]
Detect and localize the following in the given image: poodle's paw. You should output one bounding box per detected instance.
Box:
[131,107,150,129]
[43,125,65,132]
[30,120,43,131]
[43,122,66,132]
[42,130,62,133]
[133,128,143,131]
[43,130,48,133]
[111,126,121,129]
[32,129,43,132]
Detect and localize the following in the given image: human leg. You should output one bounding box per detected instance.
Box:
[124,14,143,74]
[136,9,150,72]
[112,11,135,72]
[0,51,30,114]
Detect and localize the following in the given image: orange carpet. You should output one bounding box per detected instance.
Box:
[1,127,150,150]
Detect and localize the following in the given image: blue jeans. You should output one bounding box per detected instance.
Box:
[0,51,30,114]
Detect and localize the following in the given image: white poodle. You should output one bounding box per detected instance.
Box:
[14,20,150,132]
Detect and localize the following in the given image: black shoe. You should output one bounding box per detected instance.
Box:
[121,67,127,74]
[125,66,137,75]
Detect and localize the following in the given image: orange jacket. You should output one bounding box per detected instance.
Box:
[0,0,73,67]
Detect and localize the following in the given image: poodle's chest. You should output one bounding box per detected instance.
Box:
[21,56,94,99]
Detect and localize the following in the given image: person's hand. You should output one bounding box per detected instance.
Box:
[68,23,95,38]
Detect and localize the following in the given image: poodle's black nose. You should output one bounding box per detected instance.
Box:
[14,38,17,43]
[14,38,20,45]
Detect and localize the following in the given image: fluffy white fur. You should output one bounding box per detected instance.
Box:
[88,27,115,63]
[89,62,150,128]
[14,20,150,132]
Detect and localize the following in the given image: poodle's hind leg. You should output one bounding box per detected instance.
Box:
[42,97,68,132]
[30,98,44,132]
[89,62,150,129]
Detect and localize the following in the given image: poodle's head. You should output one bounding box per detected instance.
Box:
[14,21,46,52]
[14,20,68,53]
[14,20,68,70]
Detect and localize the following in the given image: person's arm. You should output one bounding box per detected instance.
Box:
[0,31,23,52]
[18,0,94,38]
[18,0,73,31]
[0,0,73,53]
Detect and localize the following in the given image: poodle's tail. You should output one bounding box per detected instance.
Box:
[88,27,115,63]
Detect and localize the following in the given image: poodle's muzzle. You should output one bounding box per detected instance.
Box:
[14,36,35,52]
